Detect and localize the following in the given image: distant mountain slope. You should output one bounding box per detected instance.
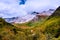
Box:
[4,9,54,24]
[5,14,36,23]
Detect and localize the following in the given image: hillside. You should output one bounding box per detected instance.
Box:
[35,6,60,40]
[0,6,60,40]
[40,6,60,31]
[0,18,27,40]
[0,18,14,27]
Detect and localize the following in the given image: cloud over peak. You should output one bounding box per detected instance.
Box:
[0,0,60,18]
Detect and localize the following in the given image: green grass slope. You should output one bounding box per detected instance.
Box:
[40,6,60,31]
[35,6,60,40]
[0,18,27,40]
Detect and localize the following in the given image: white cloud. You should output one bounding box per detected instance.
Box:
[0,0,27,18]
[0,0,60,18]
[24,0,50,12]
[24,0,60,13]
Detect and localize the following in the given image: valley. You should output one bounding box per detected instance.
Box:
[0,6,60,40]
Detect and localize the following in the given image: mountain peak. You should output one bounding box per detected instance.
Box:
[52,6,60,16]
[47,6,60,19]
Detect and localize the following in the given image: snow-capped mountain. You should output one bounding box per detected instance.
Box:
[4,9,55,24]
[4,14,36,23]
[13,14,36,23]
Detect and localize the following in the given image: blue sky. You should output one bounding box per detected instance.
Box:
[0,0,60,18]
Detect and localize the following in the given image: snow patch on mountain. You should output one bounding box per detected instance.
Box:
[5,14,36,23]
